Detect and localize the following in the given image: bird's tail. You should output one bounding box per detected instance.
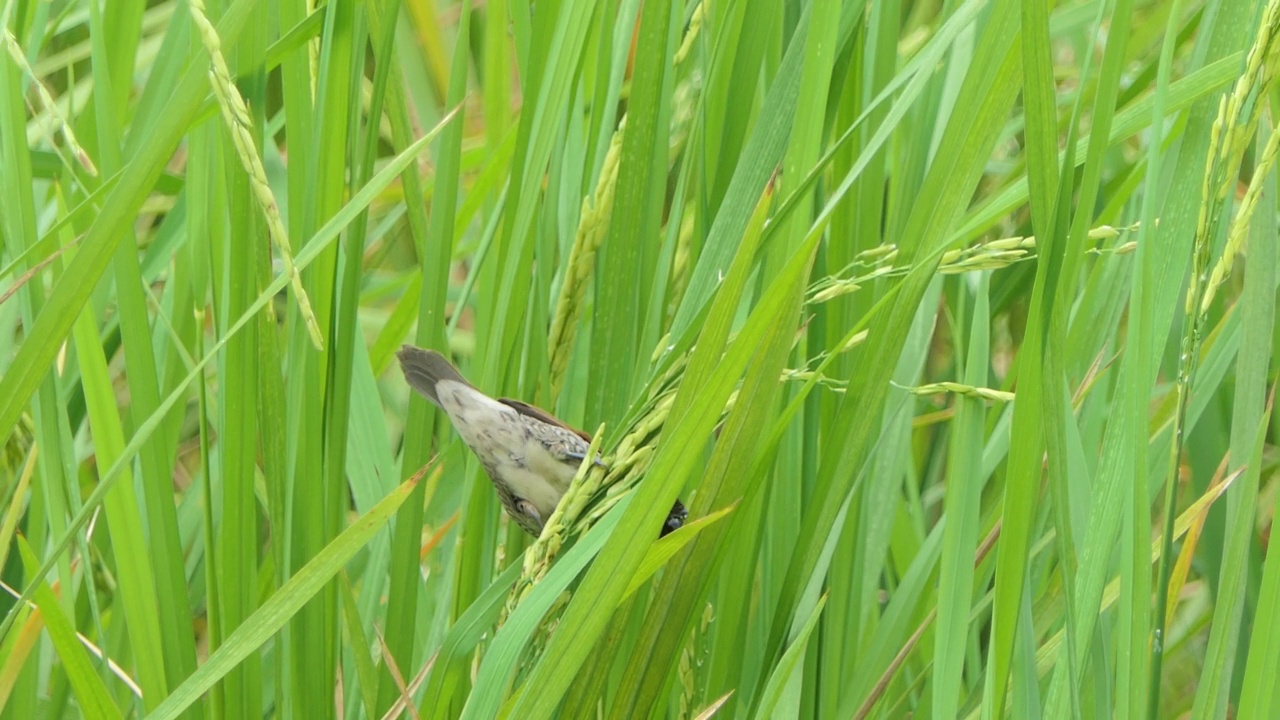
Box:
[397,345,472,407]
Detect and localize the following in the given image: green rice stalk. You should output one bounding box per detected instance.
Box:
[306,0,320,100]
[193,307,223,717]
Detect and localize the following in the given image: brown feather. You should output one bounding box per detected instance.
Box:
[498,398,592,442]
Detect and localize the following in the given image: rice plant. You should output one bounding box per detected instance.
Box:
[0,0,1277,718]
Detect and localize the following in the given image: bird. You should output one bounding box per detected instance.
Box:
[397,345,687,537]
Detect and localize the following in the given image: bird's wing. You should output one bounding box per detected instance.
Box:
[497,398,593,442]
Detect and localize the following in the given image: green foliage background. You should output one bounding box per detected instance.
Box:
[0,0,1278,718]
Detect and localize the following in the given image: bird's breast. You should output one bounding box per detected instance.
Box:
[436,380,573,518]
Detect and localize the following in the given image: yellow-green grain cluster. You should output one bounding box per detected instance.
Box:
[673,3,703,67]
[1173,0,1280,413]
[905,381,1015,404]
[1214,126,1280,299]
[503,384,682,619]
[4,30,96,177]
[808,223,1140,304]
[546,120,626,399]
[1148,2,1280,682]
[188,0,324,348]
[547,7,703,400]
[1195,0,1280,314]
[666,209,698,326]
[677,602,714,720]
[2,414,33,475]
[502,426,609,619]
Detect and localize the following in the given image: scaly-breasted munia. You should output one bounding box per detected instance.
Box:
[398,345,686,537]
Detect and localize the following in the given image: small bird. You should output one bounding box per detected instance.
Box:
[397,345,687,537]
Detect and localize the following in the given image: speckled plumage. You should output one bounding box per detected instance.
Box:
[397,346,592,534]
[398,345,687,537]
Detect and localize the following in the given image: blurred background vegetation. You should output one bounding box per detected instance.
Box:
[0,0,1278,718]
